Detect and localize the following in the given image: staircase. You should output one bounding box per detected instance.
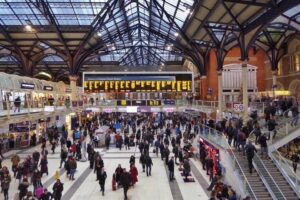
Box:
[259,157,299,200]
[233,150,272,200]
[253,153,288,200]
[250,115,300,153]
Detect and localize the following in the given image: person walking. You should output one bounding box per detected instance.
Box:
[290,104,299,126]
[167,156,175,181]
[89,148,95,169]
[32,150,40,167]
[52,179,64,200]
[164,146,170,165]
[124,134,130,150]
[98,167,107,196]
[139,153,146,172]
[183,159,191,181]
[40,155,49,176]
[258,134,268,158]
[291,153,299,173]
[130,164,138,186]
[159,141,165,161]
[14,96,21,112]
[18,177,30,200]
[11,153,20,177]
[41,188,53,200]
[129,155,135,167]
[120,168,131,200]
[69,157,77,180]
[267,116,277,139]
[145,153,153,176]
[31,169,42,196]
[245,141,257,174]
[1,172,11,200]
[59,147,68,168]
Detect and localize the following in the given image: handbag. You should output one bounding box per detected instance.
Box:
[35,187,44,198]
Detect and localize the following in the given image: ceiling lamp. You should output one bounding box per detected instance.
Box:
[25,25,32,31]
[34,71,52,80]
[97,32,102,37]
[39,42,49,49]
[174,32,179,37]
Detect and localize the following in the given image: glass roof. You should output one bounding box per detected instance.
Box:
[0,55,19,63]
[96,0,193,66]
[0,0,193,67]
[283,4,300,23]
[41,55,64,62]
[1,0,296,71]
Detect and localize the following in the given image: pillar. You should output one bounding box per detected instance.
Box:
[69,75,79,102]
[242,61,248,123]
[272,70,277,97]
[200,76,207,100]
[217,70,223,120]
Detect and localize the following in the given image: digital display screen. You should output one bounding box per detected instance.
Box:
[117,100,131,106]
[147,100,161,106]
[83,72,193,93]
[126,106,138,113]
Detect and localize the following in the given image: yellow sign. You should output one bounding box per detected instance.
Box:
[84,80,192,93]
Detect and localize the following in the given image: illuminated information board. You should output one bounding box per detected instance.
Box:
[83,72,193,93]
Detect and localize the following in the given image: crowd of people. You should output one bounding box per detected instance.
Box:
[3,102,300,200]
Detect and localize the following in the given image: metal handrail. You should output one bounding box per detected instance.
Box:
[199,124,258,199]
[226,147,258,200]
[253,152,286,200]
[270,150,300,197]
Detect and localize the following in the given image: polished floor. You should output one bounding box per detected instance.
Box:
[2,140,210,200]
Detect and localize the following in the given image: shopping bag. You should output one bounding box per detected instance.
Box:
[35,187,44,198]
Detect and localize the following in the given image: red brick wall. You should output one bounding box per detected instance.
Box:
[200,47,267,100]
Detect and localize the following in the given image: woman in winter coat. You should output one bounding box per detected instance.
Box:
[98,167,107,196]
[1,172,11,200]
[18,177,30,200]
[40,155,49,176]
[31,169,42,195]
[129,164,138,186]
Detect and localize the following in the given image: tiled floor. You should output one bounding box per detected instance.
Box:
[2,142,209,200]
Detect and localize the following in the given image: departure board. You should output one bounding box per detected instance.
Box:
[83,72,193,93]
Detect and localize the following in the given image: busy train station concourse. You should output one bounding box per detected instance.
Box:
[0,1,300,200]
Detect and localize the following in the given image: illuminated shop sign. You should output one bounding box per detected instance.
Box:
[43,86,53,91]
[21,83,35,90]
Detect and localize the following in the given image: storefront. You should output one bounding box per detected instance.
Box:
[199,138,220,177]
[8,121,38,149]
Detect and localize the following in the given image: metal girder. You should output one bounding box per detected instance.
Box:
[223,0,274,7]
[74,0,119,55]
[221,1,242,30]
[33,0,71,58]
[244,0,300,34]
[188,0,223,44]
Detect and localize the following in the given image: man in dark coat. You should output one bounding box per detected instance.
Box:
[52,179,64,200]
[145,154,153,176]
[120,169,131,200]
[245,141,257,174]
[98,167,107,196]
[167,156,175,181]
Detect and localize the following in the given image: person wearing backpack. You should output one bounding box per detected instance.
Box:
[290,104,299,126]
[59,148,68,168]
[52,179,63,200]
[267,116,277,139]
[237,129,246,155]
[245,141,257,174]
